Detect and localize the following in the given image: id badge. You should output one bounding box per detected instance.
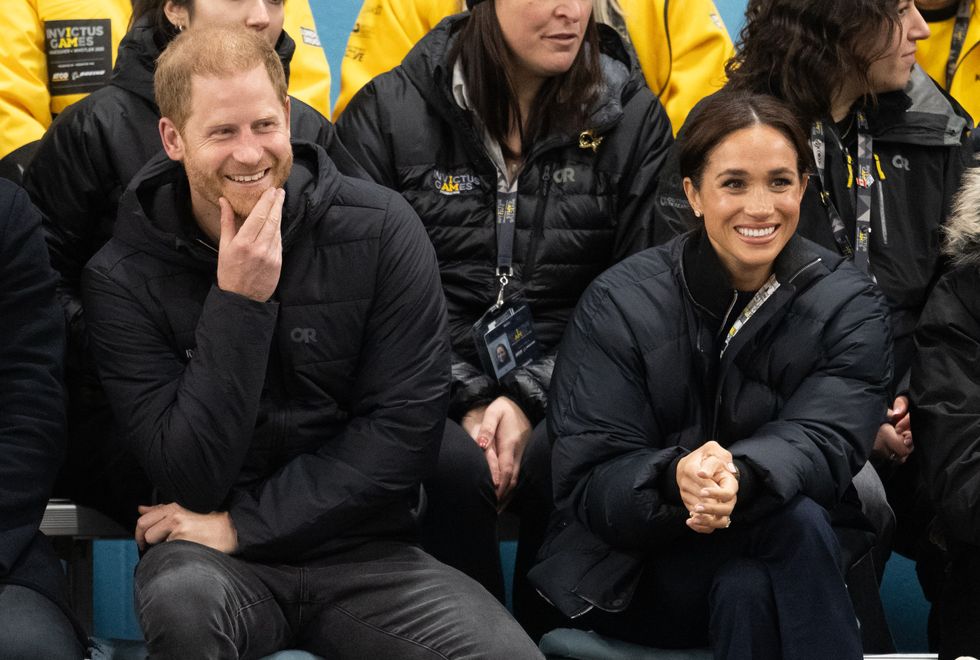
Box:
[471,299,539,381]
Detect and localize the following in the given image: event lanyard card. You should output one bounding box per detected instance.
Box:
[471,299,539,381]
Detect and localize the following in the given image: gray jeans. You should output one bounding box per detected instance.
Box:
[134,540,543,660]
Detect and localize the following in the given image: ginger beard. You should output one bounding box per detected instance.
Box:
[184,147,293,223]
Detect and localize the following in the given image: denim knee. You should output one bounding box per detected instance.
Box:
[135,542,238,627]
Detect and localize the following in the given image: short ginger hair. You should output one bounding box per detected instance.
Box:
[154,25,288,131]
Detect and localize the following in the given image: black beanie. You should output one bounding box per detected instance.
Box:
[466,0,487,9]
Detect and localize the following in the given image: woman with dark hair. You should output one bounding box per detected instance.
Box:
[657,0,973,586]
[531,90,891,658]
[21,0,363,530]
[336,0,672,638]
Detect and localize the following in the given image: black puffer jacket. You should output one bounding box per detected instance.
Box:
[25,16,366,526]
[24,15,364,354]
[336,14,672,424]
[656,67,973,396]
[0,180,84,646]
[529,231,892,617]
[912,165,980,548]
[82,143,449,561]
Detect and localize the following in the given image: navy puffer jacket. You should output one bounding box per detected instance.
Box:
[530,230,892,617]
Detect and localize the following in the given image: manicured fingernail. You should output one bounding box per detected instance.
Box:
[695,504,704,513]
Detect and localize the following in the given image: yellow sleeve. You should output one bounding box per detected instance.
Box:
[917,10,980,126]
[333,0,461,120]
[621,0,733,135]
[283,0,331,117]
[0,1,50,158]
[0,0,130,159]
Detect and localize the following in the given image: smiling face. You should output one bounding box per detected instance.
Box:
[684,124,808,291]
[494,0,592,86]
[165,0,285,47]
[159,64,292,238]
[867,0,931,93]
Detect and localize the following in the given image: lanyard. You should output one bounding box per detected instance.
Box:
[947,0,974,90]
[720,274,781,358]
[809,113,874,273]
[493,190,518,307]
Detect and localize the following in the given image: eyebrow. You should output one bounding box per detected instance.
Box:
[714,167,796,178]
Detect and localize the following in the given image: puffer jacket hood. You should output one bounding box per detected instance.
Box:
[114,141,338,268]
[944,162,980,265]
[110,14,296,109]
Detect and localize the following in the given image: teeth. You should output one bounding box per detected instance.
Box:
[228,171,266,183]
[736,226,776,238]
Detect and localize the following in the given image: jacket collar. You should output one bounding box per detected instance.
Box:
[680,229,833,319]
[114,141,338,266]
[110,15,296,108]
[862,65,970,147]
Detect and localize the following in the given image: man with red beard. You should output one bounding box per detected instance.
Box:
[80,25,541,659]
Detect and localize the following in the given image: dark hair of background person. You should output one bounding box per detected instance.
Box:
[679,91,813,189]
[449,0,603,160]
[130,0,189,37]
[726,0,901,126]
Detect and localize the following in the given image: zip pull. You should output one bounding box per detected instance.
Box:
[493,267,512,310]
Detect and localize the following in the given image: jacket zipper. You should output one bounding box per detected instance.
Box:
[709,290,739,439]
[708,258,822,439]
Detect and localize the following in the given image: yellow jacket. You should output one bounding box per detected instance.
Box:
[917,3,980,124]
[0,0,330,160]
[334,0,733,134]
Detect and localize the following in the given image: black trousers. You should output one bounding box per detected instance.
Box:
[420,419,560,640]
[936,543,980,659]
[574,496,863,660]
[0,584,84,660]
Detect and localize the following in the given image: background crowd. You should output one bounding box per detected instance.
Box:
[1,0,979,659]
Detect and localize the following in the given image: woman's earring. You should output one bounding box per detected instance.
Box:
[693,209,702,218]
[176,23,185,32]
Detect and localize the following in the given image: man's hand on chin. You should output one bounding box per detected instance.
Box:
[136,503,239,554]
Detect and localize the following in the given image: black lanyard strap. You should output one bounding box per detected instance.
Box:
[809,113,874,273]
[494,190,518,307]
[947,0,974,90]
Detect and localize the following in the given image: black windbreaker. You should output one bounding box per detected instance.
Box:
[912,165,980,549]
[656,67,973,396]
[337,14,673,423]
[82,143,449,561]
[529,231,892,617]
